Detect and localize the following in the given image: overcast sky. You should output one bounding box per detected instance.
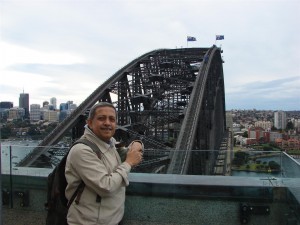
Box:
[1,0,299,111]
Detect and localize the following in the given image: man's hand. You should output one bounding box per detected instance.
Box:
[125,141,143,167]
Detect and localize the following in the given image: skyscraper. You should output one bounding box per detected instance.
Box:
[274,110,287,130]
[50,97,57,110]
[19,92,29,119]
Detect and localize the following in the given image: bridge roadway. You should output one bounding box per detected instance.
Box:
[18,46,226,175]
[213,130,233,176]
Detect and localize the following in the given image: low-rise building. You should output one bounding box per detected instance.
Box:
[7,107,25,121]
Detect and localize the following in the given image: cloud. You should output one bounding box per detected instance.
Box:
[1,42,85,68]
[225,76,300,110]
[0,0,299,110]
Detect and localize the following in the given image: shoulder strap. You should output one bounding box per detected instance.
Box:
[74,138,102,159]
[67,138,101,208]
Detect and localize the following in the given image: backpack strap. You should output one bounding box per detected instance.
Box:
[75,138,102,159]
[67,138,102,208]
[67,181,85,209]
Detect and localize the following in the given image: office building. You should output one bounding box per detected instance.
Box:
[59,103,68,111]
[30,104,41,121]
[8,107,25,121]
[0,101,13,120]
[0,101,13,109]
[43,110,59,122]
[19,92,29,119]
[254,121,273,131]
[43,101,49,107]
[50,97,57,110]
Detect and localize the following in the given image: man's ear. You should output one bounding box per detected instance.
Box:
[86,119,92,128]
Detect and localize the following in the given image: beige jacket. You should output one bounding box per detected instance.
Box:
[65,126,131,225]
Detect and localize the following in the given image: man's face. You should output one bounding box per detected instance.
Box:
[87,106,116,142]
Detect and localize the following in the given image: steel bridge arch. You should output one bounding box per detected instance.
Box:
[167,46,226,174]
[18,46,226,175]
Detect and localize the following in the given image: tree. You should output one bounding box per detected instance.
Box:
[27,126,40,136]
[271,126,277,131]
[259,137,265,144]
[268,161,280,171]
[263,146,273,151]
[233,151,249,166]
[242,131,248,138]
[286,121,294,130]
[1,126,12,139]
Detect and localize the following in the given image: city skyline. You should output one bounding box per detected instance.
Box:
[1,0,299,110]
[1,92,299,112]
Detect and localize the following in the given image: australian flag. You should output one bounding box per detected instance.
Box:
[187,36,197,41]
[216,35,224,40]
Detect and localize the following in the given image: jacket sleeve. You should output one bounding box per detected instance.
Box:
[68,143,131,197]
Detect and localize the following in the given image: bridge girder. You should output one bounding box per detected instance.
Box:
[18,46,226,176]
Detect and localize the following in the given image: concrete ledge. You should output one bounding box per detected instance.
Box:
[1,173,299,225]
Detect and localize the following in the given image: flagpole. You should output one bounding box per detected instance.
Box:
[187,36,188,48]
[187,36,197,48]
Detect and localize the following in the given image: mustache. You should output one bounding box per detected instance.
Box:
[101,126,113,130]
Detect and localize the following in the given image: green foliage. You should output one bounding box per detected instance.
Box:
[232,151,249,166]
[263,146,273,151]
[264,165,269,169]
[286,121,294,130]
[271,126,277,131]
[43,122,58,135]
[269,142,277,148]
[268,161,280,170]
[27,126,40,136]
[286,149,300,155]
[0,126,12,139]
[1,120,59,140]
[12,119,30,128]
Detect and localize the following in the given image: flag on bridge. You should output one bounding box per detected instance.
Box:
[187,36,197,41]
[216,35,224,40]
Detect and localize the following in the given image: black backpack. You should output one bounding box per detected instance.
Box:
[45,138,101,225]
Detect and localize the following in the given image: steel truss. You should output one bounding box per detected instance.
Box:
[18,46,226,175]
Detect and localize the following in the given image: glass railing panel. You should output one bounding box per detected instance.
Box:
[0,140,67,177]
[281,152,300,178]
[1,141,300,224]
[1,142,300,179]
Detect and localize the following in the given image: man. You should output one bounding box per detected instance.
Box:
[65,102,143,225]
